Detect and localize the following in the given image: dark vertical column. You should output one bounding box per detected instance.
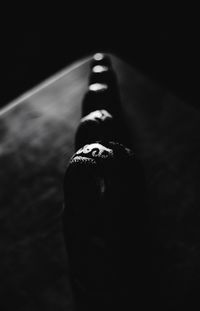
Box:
[62,53,149,311]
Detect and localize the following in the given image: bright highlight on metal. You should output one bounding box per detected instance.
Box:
[94,53,104,61]
[89,83,108,92]
[92,65,108,73]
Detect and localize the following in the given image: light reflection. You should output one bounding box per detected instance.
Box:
[92,65,108,73]
[94,53,104,61]
[89,83,108,92]
[99,178,106,196]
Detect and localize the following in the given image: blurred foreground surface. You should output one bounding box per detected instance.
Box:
[0,54,200,310]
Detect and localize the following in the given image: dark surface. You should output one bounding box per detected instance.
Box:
[1,54,200,309]
[63,141,148,311]
[64,57,147,310]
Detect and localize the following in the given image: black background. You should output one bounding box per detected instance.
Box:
[0,12,198,108]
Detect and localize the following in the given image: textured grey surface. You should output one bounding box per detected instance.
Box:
[0,59,89,310]
[0,54,200,309]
